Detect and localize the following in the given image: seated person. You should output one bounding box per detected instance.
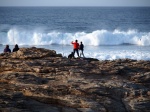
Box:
[4,45,11,53]
[13,44,19,52]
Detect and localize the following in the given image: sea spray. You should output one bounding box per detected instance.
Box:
[0,28,150,46]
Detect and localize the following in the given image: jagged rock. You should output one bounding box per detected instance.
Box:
[0,47,150,112]
[0,47,62,59]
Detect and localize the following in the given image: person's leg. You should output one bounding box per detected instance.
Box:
[82,50,85,57]
[80,50,82,57]
[76,49,79,57]
[80,50,83,57]
[73,49,75,57]
[74,49,79,57]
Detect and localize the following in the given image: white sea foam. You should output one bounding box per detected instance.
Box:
[0,28,150,61]
[53,45,150,61]
[0,28,150,46]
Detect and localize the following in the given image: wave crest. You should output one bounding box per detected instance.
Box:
[0,28,150,46]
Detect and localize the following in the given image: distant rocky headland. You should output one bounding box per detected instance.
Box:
[0,47,150,112]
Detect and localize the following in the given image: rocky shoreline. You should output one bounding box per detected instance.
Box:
[0,47,150,112]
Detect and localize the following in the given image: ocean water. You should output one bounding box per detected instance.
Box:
[0,7,150,60]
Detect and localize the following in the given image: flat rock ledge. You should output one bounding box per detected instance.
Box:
[0,47,150,112]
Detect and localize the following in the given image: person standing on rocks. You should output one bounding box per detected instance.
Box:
[4,45,11,53]
[13,44,19,52]
[71,40,79,58]
[79,41,85,57]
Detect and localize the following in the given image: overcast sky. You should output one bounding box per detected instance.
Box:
[0,0,150,7]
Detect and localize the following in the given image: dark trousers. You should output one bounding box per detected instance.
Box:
[73,49,79,57]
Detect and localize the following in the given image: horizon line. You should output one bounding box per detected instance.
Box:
[0,5,150,7]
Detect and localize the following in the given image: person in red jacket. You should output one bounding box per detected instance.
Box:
[71,40,79,57]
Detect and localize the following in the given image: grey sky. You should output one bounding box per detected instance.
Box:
[0,0,150,6]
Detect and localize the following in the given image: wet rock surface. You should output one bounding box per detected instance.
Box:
[0,47,150,112]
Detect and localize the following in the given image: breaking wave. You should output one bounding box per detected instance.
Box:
[0,28,150,46]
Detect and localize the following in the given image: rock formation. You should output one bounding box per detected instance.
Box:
[0,47,149,112]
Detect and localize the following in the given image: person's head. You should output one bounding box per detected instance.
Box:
[75,40,78,42]
[80,42,82,44]
[6,45,9,48]
[15,44,19,48]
